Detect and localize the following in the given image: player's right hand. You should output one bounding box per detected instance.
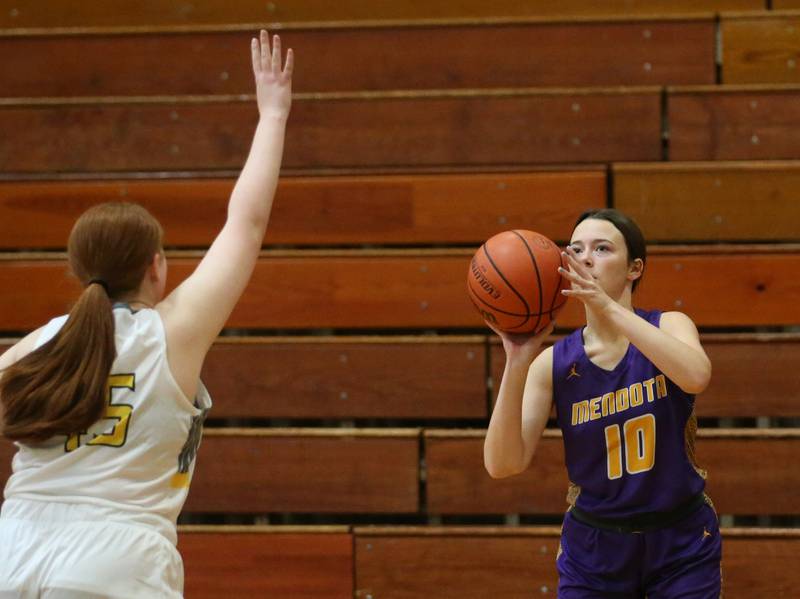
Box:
[251,30,293,119]
[488,320,555,365]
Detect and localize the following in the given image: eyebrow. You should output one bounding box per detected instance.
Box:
[569,239,616,246]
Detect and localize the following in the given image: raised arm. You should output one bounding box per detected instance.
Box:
[158,31,293,397]
[484,324,554,479]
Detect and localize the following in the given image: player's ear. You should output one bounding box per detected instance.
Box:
[628,258,644,282]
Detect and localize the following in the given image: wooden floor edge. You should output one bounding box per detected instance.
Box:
[178,524,350,534]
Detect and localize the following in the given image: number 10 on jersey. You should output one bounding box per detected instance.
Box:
[604,413,656,480]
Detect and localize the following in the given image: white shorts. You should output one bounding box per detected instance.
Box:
[0,498,183,598]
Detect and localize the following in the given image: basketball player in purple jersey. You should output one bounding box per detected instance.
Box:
[484,209,721,598]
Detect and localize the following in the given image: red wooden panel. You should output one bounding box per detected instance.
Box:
[355,529,560,599]
[0,90,662,172]
[721,15,800,84]
[424,431,800,515]
[613,162,800,242]
[181,528,353,599]
[669,88,800,160]
[184,430,419,513]
[0,1,765,27]
[0,171,605,249]
[0,249,796,332]
[490,334,800,418]
[0,21,713,96]
[203,339,487,419]
[425,432,570,515]
[722,530,800,598]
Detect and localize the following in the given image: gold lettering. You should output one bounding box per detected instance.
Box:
[643,378,656,403]
[656,374,668,399]
[572,400,590,426]
[601,392,616,417]
[589,397,602,421]
[630,382,644,407]
[615,388,630,413]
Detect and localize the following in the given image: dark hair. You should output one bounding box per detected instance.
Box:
[574,208,646,292]
[1,202,163,444]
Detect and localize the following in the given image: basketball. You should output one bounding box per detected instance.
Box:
[467,229,568,333]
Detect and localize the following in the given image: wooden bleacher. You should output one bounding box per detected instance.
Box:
[2,2,799,597]
[0,171,605,248]
[614,161,800,241]
[721,11,800,84]
[0,1,766,29]
[180,525,353,599]
[0,88,663,172]
[0,18,716,97]
[668,84,800,160]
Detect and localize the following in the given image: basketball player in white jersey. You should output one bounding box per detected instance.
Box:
[0,31,292,598]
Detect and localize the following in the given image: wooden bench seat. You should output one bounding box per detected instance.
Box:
[0,1,764,28]
[180,525,352,599]
[0,19,714,96]
[424,429,800,516]
[0,89,662,172]
[0,246,797,331]
[201,337,487,419]
[668,84,800,160]
[614,161,800,242]
[721,12,800,84]
[0,170,605,249]
[185,428,419,513]
[354,526,800,598]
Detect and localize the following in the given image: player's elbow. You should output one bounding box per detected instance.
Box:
[485,461,519,479]
[484,444,533,479]
[681,360,712,395]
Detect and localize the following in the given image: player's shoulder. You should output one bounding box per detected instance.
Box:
[658,310,699,334]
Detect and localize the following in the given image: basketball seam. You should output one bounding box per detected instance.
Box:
[481,243,531,316]
[467,282,532,323]
[510,230,544,334]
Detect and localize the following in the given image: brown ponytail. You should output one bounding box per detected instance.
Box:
[0,203,162,444]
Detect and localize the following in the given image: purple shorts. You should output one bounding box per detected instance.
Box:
[557,503,722,598]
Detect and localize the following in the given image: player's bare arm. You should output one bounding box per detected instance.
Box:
[157,30,293,398]
[485,330,554,479]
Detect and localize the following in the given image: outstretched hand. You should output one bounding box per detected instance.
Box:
[251,30,293,119]
[558,246,614,314]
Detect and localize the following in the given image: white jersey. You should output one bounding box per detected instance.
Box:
[3,305,212,545]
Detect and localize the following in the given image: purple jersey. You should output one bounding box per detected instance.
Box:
[552,308,705,518]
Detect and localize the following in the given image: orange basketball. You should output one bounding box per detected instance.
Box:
[467,230,568,333]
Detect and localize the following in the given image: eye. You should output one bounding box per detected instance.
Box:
[595,245,610,253]
[569,244,583,254]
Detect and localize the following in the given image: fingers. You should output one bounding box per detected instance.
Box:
[260,30,271,71]
[562,247,593,279]
[283,48,294,77]
[251,37,260,76]
[271,34,282,73]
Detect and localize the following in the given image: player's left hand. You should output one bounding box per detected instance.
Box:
[558,246,615,315]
